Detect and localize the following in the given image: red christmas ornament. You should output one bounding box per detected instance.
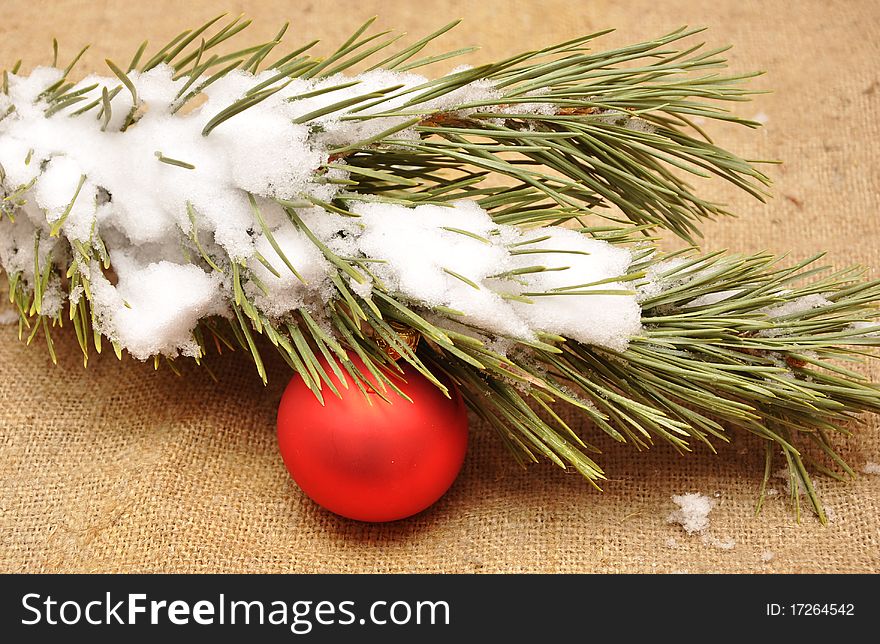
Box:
[277,353,469,522]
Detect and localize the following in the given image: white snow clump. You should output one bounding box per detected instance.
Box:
[0,64,642,359]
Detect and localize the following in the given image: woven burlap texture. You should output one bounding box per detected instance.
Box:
[2,0,879,573]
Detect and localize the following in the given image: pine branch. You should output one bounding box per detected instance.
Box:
[1,17,876,521]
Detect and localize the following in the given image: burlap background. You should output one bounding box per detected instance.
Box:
[1,0,879,573]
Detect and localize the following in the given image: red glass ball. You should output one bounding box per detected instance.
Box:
[277,354,469,522]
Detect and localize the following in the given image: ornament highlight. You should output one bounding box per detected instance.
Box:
[277,354,469,522]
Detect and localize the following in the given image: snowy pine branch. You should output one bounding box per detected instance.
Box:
[1,15,878,520]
